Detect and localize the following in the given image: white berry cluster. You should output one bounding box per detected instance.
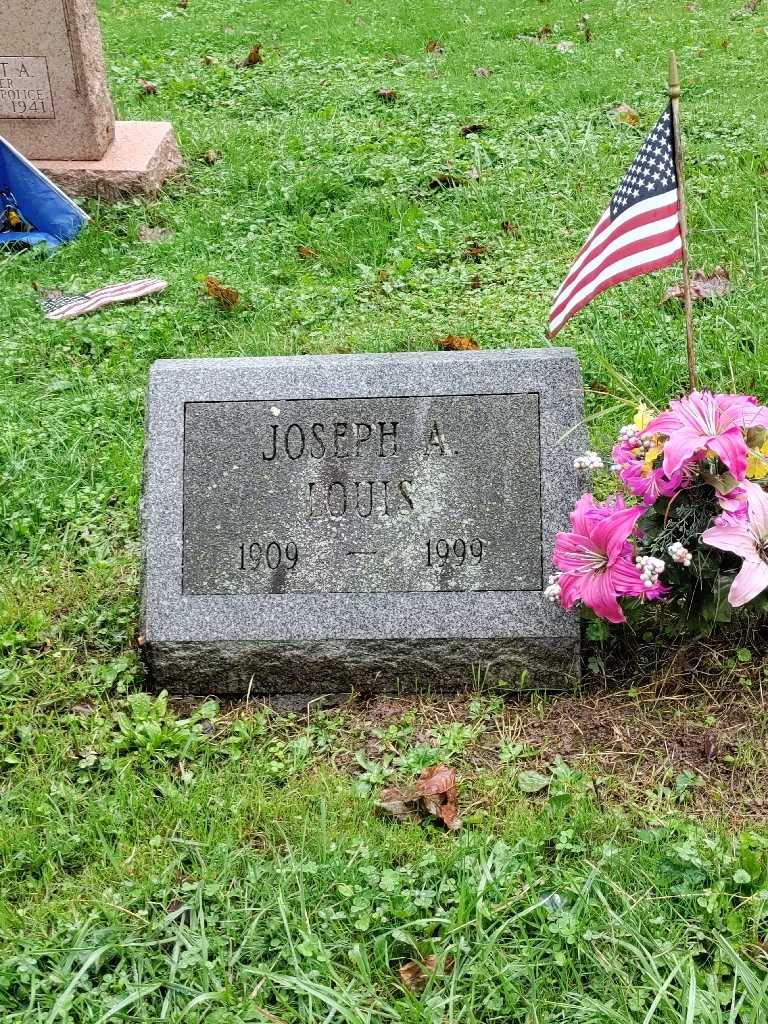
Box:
[544,574,561,602]
[618,424,655,452]
[667,541,693,567]
[573,451,604,471]
[636,555,665,588]
[618,423,639,442]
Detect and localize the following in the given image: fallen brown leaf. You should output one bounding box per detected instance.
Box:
[537,24,553,38]
[241,44,264,67]
[204,275,241,310]
[378,784,421,823]
[297,245,320,260]
[398,955,453,992]
[501,220,520,236]
[464,242,487,261]
[376,87,398,102]
[72,702,96,717]
[720,37,731,48]
[578,13,593,41]
[138,225,172,243]
[473,66,491,77]
[426,39,445,54]
[138,78,157,95]
[178,0,188,8]
[427,172,464,190]
[703,730,718,763]
[469,275,481,290]
[459,123,486,136]
[201,148,220,165]
[684,1,697,9]
[662,266,731,304]
[378,763,463,829]
[434,335,480,351]
[609,103,639,126]
[201,55,217,66]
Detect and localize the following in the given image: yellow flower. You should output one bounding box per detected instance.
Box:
[642,440,664,476]
[747,441,768,480]
[633,403,653,432]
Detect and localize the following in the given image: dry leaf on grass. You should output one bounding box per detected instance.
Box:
[473,66,491,77]
[578,13,593,41]
[138,78,157,95]
[376,87,398,102]
[703,730,718,763]
[501,220,520,236]
[240,44,264,67]
[297,245,320,259]
[398,955,453,993]
[609,103,639,126]
[732,0,761,15]
[459,123,486,136]
[204,275,241,310]
[464,242,487,261]
[434,334,480,351]
[178,0,188,8]
[378,763,463,830]
[469,275,481,290]
[201,55,218,66]
[556,40,575,53]
[662,266,731,304]
[427,172,464,190]
[537,24,553,38]
[201,149,220,165]
[426,39,445,54]
[138,226,172,243]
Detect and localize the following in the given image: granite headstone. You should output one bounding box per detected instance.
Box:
[141,350,586,701]
[1,0,181,197]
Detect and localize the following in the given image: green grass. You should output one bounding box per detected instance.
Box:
[3,0,768,1018]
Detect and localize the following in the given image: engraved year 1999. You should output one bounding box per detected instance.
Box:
[425,538,484,567]
[238,541,299,571]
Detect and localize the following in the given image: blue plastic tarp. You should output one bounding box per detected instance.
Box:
[0,134,88,249]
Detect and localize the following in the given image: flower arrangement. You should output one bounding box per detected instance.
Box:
[548,391,768,630]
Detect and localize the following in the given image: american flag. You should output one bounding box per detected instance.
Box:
[39,277,167,321]
[548,104,682,338]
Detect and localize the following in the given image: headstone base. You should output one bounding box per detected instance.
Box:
[142,637,581,704]
[36,121,182,200]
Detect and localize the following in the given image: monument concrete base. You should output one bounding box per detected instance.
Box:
[36,121,182,200]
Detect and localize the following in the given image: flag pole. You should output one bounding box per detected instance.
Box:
[667,50,697,391]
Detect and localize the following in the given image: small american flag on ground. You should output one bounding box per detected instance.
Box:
[548,104,682,338]
[39,277,167,321]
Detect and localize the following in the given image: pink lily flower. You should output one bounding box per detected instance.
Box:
[714,486,748,527]
[702,481,768,607]
[611,438,684,505]
[553,494,648,623]
[645,392,768,483]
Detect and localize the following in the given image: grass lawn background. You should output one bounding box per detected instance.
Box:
[2,0,768,1019]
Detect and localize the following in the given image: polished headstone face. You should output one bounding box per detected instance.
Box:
[181,394,542,596]
[141,351,586,700]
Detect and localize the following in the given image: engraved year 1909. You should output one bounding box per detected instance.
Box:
[238,541,299,571]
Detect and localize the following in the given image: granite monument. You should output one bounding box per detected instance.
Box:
[141,350,586,700]
[1,0,181,198]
